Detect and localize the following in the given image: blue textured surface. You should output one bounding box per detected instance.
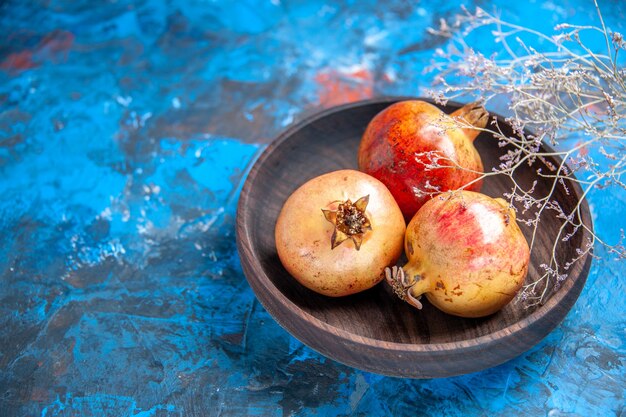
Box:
[1,1,624,416]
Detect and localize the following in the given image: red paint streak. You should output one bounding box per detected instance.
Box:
[382,72,394,82]
[349,68,370,81]
[1,29,74,73]
[575,140,589,157]
[0,50,39,71]
[53,337,76,377]
[39,30,75,54]
[30,387,52,402]
[315,67,374,108]
[586,103,604,115]
[38,29,75,65]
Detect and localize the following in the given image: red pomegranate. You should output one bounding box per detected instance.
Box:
[358,100,487,219]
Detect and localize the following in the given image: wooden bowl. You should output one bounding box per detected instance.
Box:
[236,97,593,378]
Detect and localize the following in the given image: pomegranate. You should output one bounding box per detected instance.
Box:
[385,190,530,318]
[358,100,488,219]
[275,169,406,297]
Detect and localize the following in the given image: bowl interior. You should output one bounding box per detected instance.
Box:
[240,98,589,345]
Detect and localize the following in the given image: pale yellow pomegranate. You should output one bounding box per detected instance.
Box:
[275,170,406,297]
[386,190,530,318]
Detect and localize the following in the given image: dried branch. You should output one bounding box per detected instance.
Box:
[421,2,625,306]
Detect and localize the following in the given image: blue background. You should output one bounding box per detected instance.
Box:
[0,0,624,416]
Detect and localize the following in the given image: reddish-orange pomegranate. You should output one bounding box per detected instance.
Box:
[358,100,488,219]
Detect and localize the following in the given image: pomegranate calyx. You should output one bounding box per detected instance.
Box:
[322,195,372,250]
[385,266,423,310]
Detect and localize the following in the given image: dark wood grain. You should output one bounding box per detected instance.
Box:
[236,97,593,378]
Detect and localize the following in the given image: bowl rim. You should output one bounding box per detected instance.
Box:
[236,96,593,354]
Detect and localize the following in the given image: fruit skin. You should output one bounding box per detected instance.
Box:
[386,191,530,318]
[275,169,406,297]
[358,100,487,220]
